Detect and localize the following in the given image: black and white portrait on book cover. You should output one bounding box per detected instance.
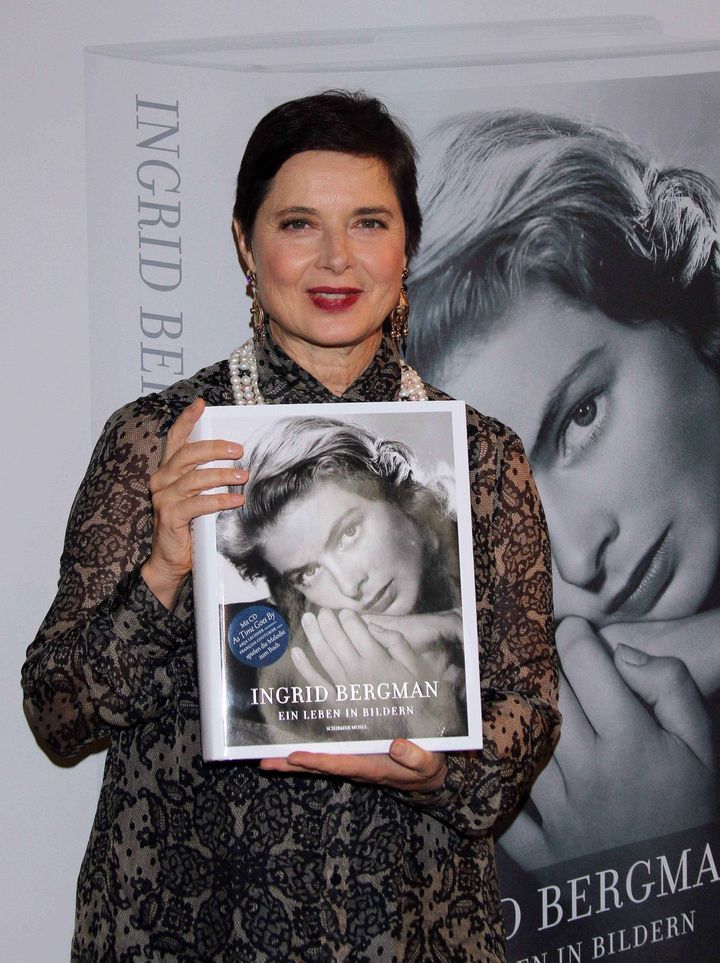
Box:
[190,400,482,760]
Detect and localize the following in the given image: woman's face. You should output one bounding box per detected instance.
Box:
[260,478,425,615]
[236,150,407,357]
[443,284,720,626]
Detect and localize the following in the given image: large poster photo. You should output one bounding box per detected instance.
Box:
[407,76,720,961]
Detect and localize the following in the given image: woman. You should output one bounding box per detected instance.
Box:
[217,414,465,742]
[407,108,720,869]
[22,92,558,961]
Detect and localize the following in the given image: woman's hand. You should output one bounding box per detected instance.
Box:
[363,610,463,652]
[260,738,448,793]
[294,608,436,689]
[499,617,716,870]
[141,398,247,610]
[362,610,464,683]
[600,609,720,699]
[291,608,460,733]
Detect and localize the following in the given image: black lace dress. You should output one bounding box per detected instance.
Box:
[22,333,560,962]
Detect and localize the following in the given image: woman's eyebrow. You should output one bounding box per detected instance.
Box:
[273,206,394,219]
[353,206,395,218]
[530,346,606,461]
[273,206,317,218]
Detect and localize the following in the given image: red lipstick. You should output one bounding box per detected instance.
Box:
[307,287,362,312]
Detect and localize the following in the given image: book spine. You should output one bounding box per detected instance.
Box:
[189,410,227,760]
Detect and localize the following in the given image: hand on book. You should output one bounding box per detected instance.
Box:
[141,398,247,609]
[259,736,447,793]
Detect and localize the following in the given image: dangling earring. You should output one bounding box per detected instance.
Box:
[390,268,410,349]
[246,271,266,338]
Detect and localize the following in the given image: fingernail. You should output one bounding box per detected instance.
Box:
[225,444,243,455]
[617,643,649,666]
[232,471,247,481]
[390,739,409,760]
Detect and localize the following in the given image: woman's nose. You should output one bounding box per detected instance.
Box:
[543,492,618,593]
[325,557,366,600]
[319,228,351,273]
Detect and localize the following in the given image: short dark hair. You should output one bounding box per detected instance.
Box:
[407,109,720,378]
[233,90,422,259]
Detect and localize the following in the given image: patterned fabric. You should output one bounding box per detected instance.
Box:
[22,332,560,962]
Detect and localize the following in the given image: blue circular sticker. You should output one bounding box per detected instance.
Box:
[227,604,289,668]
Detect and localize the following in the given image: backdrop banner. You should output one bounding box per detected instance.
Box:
[86,18,720,961]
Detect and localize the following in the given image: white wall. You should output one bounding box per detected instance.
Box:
[2,1,718,959]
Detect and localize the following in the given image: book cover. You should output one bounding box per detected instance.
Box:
[189,400,482,760]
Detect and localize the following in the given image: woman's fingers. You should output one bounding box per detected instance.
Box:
[154,465,247,502]
[364,622,419,675]
[260,740,447,792]
[290,646,329,689]
[301,612,349,683]
[362,610,462,652]
[614,645,713,767]
[150,467,246,532]
[602,611,720,699]
[388,738,445,784]
[143,399,247,609]
[337,609,396,658]
[315,609,380,669]
[499,625,717,871]
[161,490,246,527]
[555,616,649,737]
[151,439,245,492]
[301,608,460,694]
[161,396,205,463]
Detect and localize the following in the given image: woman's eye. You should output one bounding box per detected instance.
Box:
[281,219,310,231]
[339,523,359,547]
[296,564,320,587]
[561,391,608,457]
[357,218,386,230]
[572,398,597,427]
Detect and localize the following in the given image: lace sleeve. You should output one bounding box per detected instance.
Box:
[21,396,194,757]
[397,416,561,836]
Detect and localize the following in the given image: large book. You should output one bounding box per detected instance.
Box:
[189,400,482,760]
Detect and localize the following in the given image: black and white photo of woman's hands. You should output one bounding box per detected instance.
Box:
[499,616,716,869]
[291,608,460,731]
[360,609,464,684]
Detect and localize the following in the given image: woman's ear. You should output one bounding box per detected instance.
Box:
[232,218,256,274]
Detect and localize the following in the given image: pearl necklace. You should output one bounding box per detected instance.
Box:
[228,338,428,405]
